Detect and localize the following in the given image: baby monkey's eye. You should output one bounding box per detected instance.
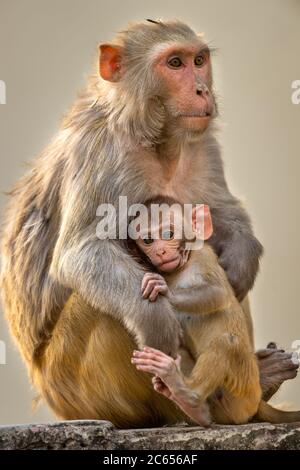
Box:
[162,230,174,240]
[143,238,154,245]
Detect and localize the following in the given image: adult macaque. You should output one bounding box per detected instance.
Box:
[0,20,297,427]
[131,199,300,424]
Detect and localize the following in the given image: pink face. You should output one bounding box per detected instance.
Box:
[153,43,215,132]
[136,228,184,273]
[135,204,213,272]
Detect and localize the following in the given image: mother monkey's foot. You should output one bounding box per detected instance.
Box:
[257,342,299,402]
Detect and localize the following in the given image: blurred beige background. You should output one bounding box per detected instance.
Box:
[0,0,299,424]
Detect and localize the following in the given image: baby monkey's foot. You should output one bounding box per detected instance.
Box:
[155,375,211,427]
[132,346,211,427]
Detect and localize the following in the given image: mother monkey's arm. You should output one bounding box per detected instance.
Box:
[204,143,263,302]
[205,147,298,396]
[50,169,182,358]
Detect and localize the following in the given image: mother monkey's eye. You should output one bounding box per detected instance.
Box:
[194,54,206,67]
[167,57,183,68]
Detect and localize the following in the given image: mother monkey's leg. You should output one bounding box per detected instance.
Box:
[34,294,184,428]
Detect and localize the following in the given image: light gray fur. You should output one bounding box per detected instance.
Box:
[0,20,263,369]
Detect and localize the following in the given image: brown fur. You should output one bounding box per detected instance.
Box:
[165,245,262,424]
[0,20,271,427]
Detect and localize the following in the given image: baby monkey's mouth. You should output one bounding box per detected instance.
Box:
[158,256,181,272]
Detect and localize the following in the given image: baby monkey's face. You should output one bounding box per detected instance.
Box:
[134,204,212,273]
[136,224,188,273]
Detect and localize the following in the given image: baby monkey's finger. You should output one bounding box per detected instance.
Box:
[131,357,166,369]
[152,376,165,387]
[149,284,168,301]
[132,350,166,361]
[135,364,165,375]
[141,273,164,292]
[143,346,172,360]
[142,280,164,299]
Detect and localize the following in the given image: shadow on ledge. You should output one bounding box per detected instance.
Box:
[0,420,300,450]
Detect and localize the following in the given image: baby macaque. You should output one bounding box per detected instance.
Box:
[131,198,262,426]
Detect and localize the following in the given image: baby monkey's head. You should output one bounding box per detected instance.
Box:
[132,196,213,273]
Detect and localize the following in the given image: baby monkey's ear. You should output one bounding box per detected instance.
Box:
[192,204,213,240]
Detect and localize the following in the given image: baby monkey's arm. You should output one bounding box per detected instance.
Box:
[168,281,230,315]
[141,272,229,314]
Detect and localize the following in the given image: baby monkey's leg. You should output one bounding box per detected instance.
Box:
[132,347,211,426]
[186,333,261,422]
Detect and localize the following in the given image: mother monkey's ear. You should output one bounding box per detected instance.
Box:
[192,204,213,240]
[99,44,124,82]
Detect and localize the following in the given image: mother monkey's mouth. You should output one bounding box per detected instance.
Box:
[179,112,211,118]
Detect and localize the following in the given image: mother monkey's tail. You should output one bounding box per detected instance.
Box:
[254,400,300,423]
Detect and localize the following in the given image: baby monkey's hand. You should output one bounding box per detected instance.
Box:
[132,347,211,427]
[132,347,186,396]
[141,272,169,301]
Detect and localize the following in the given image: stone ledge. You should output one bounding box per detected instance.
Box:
[0,420,300,450]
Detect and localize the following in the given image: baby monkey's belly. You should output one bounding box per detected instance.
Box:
[177,311,221,361]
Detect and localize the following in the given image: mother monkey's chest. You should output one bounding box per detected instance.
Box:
[105,147,207,205]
